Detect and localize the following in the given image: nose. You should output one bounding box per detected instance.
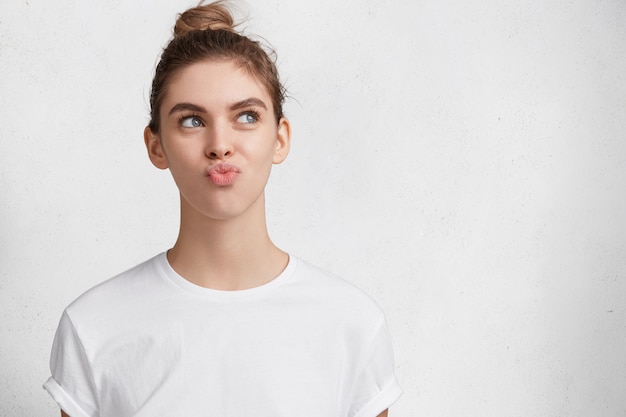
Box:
[205,123,233,160]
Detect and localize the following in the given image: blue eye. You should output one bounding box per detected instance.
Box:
[236,111,259,124]
[180,116,203,128]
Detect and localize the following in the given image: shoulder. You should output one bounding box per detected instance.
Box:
[289,256,387,324]
[64,253,168,321]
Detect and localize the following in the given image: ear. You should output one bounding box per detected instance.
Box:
[272,117,291,164]
[144,126,169,169]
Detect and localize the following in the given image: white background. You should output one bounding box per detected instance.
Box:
[1,0,625,415]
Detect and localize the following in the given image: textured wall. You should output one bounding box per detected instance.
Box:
[1,0,625,415]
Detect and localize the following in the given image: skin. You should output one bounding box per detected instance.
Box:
[60,59,389,417]
[145,59,291,290]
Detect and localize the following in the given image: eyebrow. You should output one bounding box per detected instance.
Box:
[167,98,267,116]
[230,97,267,111]
[168,102,206,116]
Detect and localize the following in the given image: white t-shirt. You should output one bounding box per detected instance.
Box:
[44,253,402,417]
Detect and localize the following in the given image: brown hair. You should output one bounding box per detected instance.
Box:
[148,0,285,133]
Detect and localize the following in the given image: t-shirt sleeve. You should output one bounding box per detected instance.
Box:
[349,317,403,417]
[43,311,98,417]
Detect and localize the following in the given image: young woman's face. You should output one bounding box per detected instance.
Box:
[145,59,290,221]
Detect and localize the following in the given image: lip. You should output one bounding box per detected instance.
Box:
[206,163,241,186]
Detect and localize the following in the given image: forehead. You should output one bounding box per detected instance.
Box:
[163,59,271,109]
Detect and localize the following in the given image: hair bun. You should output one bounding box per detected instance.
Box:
[174,1,237,37]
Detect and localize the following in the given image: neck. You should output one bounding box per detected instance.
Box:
[167,193,287,290]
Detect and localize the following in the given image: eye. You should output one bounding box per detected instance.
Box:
[236,111,259,124]
[180,115,203,128]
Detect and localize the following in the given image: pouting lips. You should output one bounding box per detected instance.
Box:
[207,163,240,186]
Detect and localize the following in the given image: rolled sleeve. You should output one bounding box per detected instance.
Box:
[44,311,98,417]
[350,318,403,417]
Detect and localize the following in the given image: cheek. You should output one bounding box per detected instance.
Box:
[162,136,201,159]
[240,130,278,160]
[241,139,276,183]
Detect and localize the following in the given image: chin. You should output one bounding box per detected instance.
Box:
[181,188,266,222]
[195,200,262,222]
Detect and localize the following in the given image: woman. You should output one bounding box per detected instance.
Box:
[44,2,402,416]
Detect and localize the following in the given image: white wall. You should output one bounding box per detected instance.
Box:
[1,0,625,415]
